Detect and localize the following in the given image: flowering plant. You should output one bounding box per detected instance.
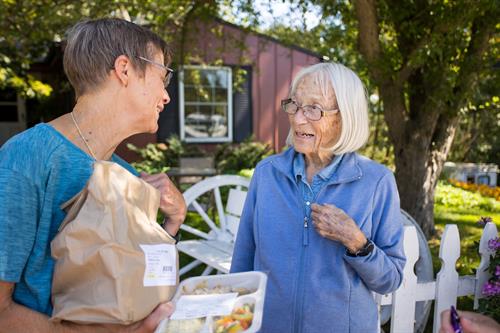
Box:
[477,217,500,322]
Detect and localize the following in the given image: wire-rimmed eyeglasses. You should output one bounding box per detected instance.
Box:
[281,98,339,121]
[136,56,174,88]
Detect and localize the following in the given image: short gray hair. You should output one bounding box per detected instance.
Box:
[286,62,369,154]
[63,18,171,98]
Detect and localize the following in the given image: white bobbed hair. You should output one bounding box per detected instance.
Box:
[286,62,369,155]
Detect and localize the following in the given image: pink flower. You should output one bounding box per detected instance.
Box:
[488,237,500,251]
[482,281,500,297]
[477,216,493,227]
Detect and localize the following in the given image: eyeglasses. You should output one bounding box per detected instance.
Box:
[281,98,339,121]
[136,56,174,88]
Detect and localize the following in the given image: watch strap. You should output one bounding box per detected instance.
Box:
[346,239,374,257]
[161,218,181,244]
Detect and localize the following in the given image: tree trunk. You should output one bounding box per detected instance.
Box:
[391,109,459,238]
[353,0,494,238]
[394,145,437,237]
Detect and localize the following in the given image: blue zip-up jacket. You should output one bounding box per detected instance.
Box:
[230,148,406,333]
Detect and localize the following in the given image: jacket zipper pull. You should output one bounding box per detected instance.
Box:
[303,217,309,246]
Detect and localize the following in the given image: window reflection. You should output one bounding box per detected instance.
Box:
[182,67,231,141]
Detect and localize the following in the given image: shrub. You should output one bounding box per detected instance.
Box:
[449,179,500,201]
[435,181,500,212]
[127,135,203,174]
[215,136,273,174]
[127,142,170,174]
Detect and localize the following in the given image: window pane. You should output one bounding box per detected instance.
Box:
[184,86,212,103]
[182,67,231,141]
[184,105,228,139]
[214,88,228,103]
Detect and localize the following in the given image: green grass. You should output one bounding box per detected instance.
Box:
[421,184,500,332]
[432,207,500,274]
[431,182,500,276]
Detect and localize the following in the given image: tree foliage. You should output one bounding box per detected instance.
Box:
[260,0,499,235]
[0,0,221,97]
[2,0,498,236]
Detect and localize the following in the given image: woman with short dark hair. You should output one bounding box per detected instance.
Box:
[0,18,185,333]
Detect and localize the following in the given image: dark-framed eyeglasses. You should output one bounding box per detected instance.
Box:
[281,98,339,121]
[136,56,174,88]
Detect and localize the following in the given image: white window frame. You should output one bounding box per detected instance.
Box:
[179,65,233,143]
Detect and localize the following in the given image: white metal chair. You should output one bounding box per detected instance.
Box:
[177,175,250,276]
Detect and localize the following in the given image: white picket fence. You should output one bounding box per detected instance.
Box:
[376,222,498,333]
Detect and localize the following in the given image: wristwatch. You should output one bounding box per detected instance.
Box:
[346,239,374,257]
[166,230,181,244]
[161,218,181,244]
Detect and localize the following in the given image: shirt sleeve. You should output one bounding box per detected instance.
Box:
[343,172,406,294]
[0,168,39,282]
[230,167,259,273]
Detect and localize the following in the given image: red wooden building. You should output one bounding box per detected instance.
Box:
[115,18,322,159]
[0,18,322,160]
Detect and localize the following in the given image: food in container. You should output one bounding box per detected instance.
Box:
[213,303,254,333]
[155,271,266,333]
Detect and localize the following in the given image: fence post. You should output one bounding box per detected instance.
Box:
[433,225,460,333]
[391,226,419,333]
[474,222,499,308]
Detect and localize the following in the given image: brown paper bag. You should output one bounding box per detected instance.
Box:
[50,161,178,324]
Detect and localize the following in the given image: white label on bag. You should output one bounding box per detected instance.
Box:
[139,244,177,286]
[170,293,238,320]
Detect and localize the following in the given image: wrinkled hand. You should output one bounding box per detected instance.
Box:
[140,172,187,234]
[310,203,366,253]
[124,302,174,333]
[439,309,500,333]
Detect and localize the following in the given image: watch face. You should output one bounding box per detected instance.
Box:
[363,241,374,255]
[357,240,374,256]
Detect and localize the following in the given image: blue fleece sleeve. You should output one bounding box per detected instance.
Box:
[230,168,258,273]
[0,168,39,282]
[343,172,406,294]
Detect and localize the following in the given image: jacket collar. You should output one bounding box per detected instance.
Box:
[270,147,363,185]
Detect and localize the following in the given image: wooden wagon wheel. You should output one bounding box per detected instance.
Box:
[177,175,250,276]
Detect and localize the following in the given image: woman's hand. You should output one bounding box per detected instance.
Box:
[140,172,187,235]
[311,203,367,253]
[124,302,174,333]
[439,309,500,333]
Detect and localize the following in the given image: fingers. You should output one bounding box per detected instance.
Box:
[141,173,177,195]
[439,309,453,333]
[164,301,175,317]
[459,312,499,333]
[311,202,336,211]
[140,302,174,332]
[141,172,171,184]
[460,317,477,333]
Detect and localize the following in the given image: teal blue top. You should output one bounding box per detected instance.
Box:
[0,123,137,315]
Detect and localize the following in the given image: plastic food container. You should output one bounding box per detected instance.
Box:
[155,271,267,333]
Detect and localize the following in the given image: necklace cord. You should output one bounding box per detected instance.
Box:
[70,111,98,160]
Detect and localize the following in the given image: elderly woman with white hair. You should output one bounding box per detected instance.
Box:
[231,62,406,332]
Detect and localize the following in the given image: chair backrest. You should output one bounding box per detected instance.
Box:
[181,175,250,244]
[225,188,248,241]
